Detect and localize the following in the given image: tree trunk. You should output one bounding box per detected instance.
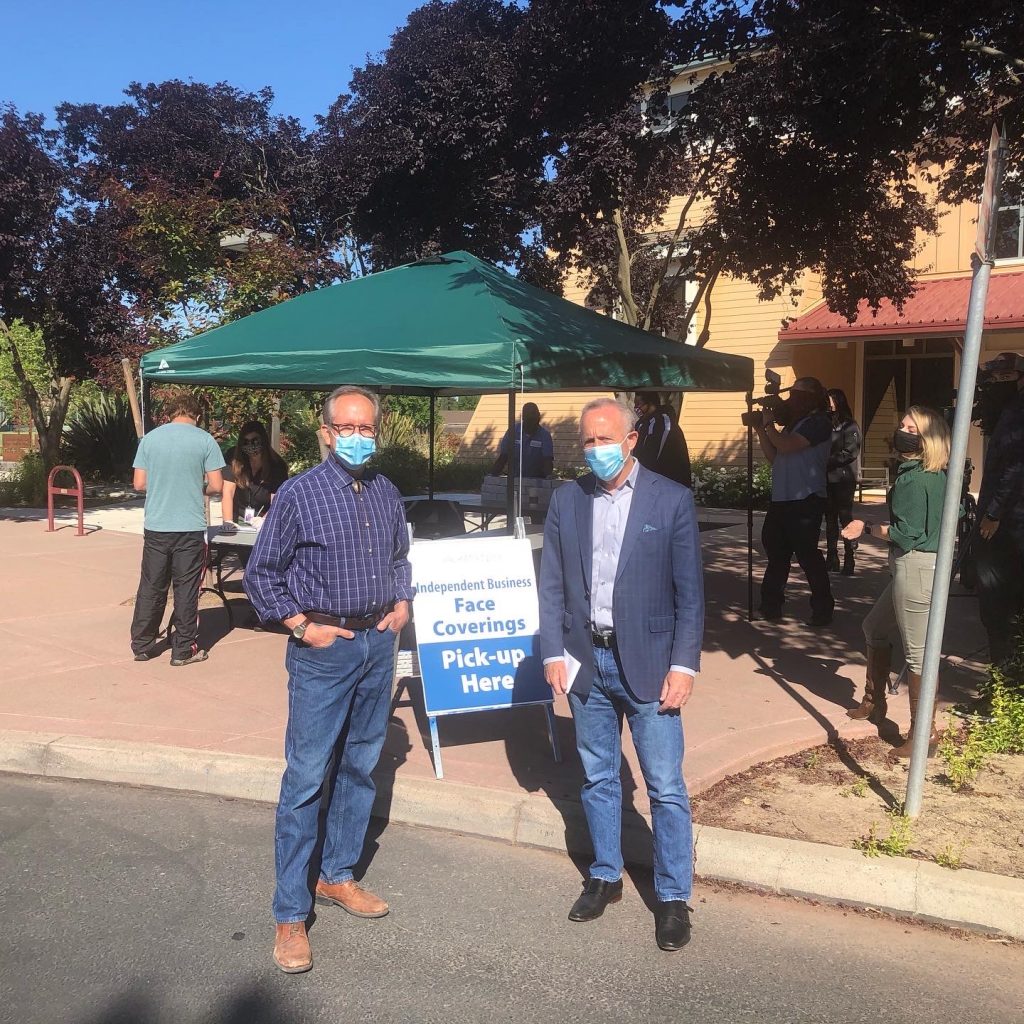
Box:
[0,319,73,469]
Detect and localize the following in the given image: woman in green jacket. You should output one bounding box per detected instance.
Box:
[842,405,950,757]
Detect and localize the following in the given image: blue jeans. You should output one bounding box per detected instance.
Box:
[273,627,395,923]
[569,645,693,902]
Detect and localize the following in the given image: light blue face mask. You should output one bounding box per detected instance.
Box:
[584,440,627,481]
[334,433,376,468]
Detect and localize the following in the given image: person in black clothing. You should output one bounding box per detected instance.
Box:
[825,388,862,576]
[634,391,692,487]
[220,420,289,533]
[975,353,1024,667]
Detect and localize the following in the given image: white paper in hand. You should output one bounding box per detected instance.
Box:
[563,650,582,693]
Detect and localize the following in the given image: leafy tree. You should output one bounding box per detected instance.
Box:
[316,0,547,269]
[59,82,354,428]
[59,81,345,345]
[327,0,1022,346]
[0,106,132,468]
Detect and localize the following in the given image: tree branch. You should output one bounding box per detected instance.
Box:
[611,207,640,327]
[695,261,724,349]
[642,137,722,331]
[683,254,726,347]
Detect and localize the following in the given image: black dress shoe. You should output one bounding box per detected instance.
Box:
[568,878,623,922]
[655,900,692,951]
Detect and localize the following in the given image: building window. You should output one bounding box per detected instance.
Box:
[995,182,1023,260]
[645,89,693,134]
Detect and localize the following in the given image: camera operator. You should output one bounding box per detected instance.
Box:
[975,352,1024,667]
[743,377,835,627]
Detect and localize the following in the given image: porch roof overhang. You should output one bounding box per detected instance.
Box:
[779,271,1024,342]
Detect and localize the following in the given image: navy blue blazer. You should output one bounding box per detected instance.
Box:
[538,465,705,702]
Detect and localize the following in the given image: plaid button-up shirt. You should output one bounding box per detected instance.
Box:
[244,456,414,623]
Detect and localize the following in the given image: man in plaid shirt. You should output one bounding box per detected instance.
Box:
[246,385,413,974]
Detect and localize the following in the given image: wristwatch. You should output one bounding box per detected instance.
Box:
[291,617,311,640]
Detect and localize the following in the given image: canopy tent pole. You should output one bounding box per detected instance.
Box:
[506,392,515,534]
[270,396,282,451]
[428,394,436,500]
[141,378,153,433]
[746,392,755,622]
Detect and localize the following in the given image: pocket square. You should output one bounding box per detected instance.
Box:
[642,523,659,533]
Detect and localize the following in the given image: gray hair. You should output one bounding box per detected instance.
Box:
[322,386,382,427]
[579,397,637,434]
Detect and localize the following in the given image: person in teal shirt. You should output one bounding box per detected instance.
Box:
[130,393,225,666]
[843,405,951,757]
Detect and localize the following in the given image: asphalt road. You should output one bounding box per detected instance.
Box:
[1,775,1022,1024]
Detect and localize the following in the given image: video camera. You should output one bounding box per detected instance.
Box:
[971,352,1023,435]
[741,369,790,427]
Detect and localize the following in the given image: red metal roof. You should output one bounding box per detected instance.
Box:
[779,272,1024,341]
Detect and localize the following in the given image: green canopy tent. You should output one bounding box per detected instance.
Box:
[139,250,752,395]
[139,251,757,611]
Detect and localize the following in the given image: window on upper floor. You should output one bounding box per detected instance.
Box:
[995,179,1023,261]
[645,88,693,134]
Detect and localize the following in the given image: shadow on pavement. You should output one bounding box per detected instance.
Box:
[78,984,294,1024]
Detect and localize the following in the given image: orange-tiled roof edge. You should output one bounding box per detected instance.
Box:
[779,272,1024,340]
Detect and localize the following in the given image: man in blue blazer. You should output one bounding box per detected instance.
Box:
[539,397,704,951]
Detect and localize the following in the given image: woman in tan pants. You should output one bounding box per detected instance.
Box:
[842,406,951,757]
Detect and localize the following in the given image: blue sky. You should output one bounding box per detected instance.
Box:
[1,0,423,125]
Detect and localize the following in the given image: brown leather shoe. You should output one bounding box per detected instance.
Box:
[315,879,389,918]
[273,922,312,974]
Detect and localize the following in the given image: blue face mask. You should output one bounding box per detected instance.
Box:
[584,440,627,481]
[334,433,376,468]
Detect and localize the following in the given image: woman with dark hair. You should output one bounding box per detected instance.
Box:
[220,421,289,531]
[825,388,861,575]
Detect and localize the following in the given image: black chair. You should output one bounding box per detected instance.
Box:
[405,499,467,540]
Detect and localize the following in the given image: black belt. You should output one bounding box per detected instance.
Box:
[306,608,391,631]
[591,631,616,649]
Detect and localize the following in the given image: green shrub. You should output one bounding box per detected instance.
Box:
[280,407,323,474]
[372,443,430,495]
[436,459,489,492]
[379,412,418,450]
[61,396,139,482]
[938,625,1024,790]
[0,451,48,506]
[690,457,771,509]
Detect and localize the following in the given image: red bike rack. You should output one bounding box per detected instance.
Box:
[46,465,85,536]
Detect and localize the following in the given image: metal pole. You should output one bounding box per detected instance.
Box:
[428,394,436,499]
[905,255,991,817]
[746,392,755,622]
[270,396,281,451]
[506,392,515,535]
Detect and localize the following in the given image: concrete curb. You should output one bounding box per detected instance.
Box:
[2,729,1022,940]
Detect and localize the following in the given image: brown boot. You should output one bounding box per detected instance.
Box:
[273,922,312,974]
[315,879,389,918]
[891,671,940,758]
[847,645,890,723]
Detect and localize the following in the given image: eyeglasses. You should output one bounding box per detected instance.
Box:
[329,423,376,438]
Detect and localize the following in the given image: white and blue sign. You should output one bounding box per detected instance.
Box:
[410,537,550,716]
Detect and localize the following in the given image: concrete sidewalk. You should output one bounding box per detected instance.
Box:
[0,502,986,801]
[4,503,1017,938]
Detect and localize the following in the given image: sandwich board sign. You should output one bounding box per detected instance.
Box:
[410,535,560,778]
